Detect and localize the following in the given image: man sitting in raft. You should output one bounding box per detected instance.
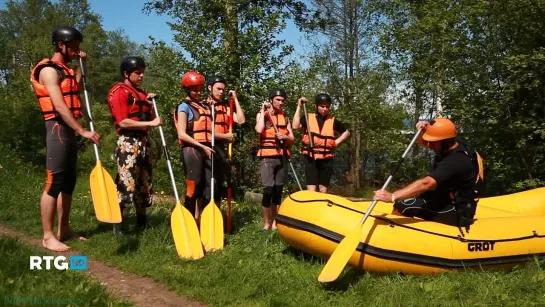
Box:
[373,118,484,229]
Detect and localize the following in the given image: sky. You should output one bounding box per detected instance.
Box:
[1,0,307,53]
[89,0,307,55]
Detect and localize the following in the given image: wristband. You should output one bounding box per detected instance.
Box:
[391,193,396,203]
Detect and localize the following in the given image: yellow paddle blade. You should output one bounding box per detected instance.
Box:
[318,225,362,283]
[200,200,224,252]
[90,161,122,223]
[171,201,204,260]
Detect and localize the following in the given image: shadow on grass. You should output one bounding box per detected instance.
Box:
[320,268,366,292]
[281,246,366,292]
[115,236,141,255]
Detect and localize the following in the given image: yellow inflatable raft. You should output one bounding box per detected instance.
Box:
[277,188,545,275]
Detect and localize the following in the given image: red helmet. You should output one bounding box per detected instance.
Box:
[181,71,205,88]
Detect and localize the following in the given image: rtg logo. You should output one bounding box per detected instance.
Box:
[29,255,87,270]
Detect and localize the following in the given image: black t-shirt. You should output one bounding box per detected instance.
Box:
[428,143,477,202]
[300,114,347,133]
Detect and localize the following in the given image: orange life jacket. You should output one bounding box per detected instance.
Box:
[173,100,212,146]
[257,111,291,157]
[214,102,229,134]
[30,58,82,121]
[106,82,152,134]
[301,113,336,159]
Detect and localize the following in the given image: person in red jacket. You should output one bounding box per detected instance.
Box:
[292,93,350,193]
[107,56,163,236]
[30,26,100,252]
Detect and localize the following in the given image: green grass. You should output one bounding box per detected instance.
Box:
[0,236,131,307]
[2,144,545,306]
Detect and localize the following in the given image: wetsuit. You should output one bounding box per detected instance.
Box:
[256,111,291,207]
[174,100,218,216]
[30,59,82,197]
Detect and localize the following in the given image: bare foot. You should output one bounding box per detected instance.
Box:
[262,224,271,231]
[58,230,87,242]
[42,237,70,252]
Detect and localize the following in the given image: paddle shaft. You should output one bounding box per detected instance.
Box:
[302,102,317,167]
[356,128,423,224]
[151,98,181,202]
[78,58,100,162]
[266,109,303,191]
[302,102,314,148]
[227,95,234,233]
[228,94,234,158]
[211,103,215,200]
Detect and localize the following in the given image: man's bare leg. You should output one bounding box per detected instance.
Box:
[57,192,86,242]
[306,185,317,191]
[40,191,69,252]
[262,207,271,230]
[271,204,279,230]
[318,185,328,193]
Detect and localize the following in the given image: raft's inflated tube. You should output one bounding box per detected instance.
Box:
[277,188,545,275]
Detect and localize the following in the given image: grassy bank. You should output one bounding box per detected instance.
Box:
[1,145,545,306]
[0,236,130,306]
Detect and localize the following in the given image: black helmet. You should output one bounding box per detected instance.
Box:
[52,26,83,45]
[315,93,332,105]
[120,56,146,77]
[268,88,286,99]
[206,75,227,88]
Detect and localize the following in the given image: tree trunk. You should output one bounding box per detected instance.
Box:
[350,125,362,189]
[224,0,240,81]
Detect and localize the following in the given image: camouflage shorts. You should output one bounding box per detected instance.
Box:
[115,134,153,209]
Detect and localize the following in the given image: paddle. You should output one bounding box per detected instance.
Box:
[302,100,317,179]
[200,102,224,252]
[317,128,423,283]
[79,58,122,224]
[226,94,234,233]
[265,107,303,191]
[152,98,203,260]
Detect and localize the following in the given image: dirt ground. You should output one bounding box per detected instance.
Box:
[0,226,205,307]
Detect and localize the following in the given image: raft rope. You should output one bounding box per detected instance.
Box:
[287,195,545,243]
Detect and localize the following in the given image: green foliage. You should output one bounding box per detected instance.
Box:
[373,0,545,195]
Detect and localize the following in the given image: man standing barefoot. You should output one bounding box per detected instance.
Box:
[30,26,100,251]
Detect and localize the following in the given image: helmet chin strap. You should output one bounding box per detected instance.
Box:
[124,76,139,88]
[188,91,200,102]
[61,44,71,63]
[439,139,451,156]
